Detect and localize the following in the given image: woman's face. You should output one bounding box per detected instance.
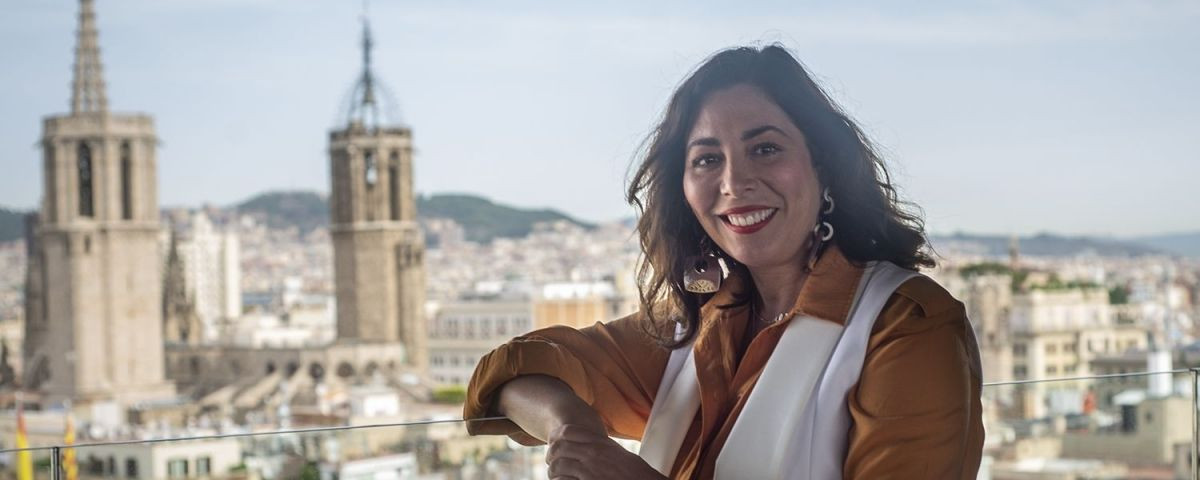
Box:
[682,84,822,271]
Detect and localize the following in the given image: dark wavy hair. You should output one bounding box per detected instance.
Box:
[626,44,935,347]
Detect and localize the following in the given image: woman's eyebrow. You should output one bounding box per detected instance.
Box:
[686,137,720,149]
[687,125,787,149]
[742,125,788,141]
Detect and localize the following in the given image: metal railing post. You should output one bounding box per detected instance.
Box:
[50,445,61,480]
[1191,368,1198,480]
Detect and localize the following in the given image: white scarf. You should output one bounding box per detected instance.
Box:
[638,262,919,479]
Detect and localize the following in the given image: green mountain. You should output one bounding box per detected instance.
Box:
[233,190,593,242]
[236,191,329,233]
[0,208,29,243]
[417,193,593,242]
[930,232,1165,257]
[1134,232,1200,257]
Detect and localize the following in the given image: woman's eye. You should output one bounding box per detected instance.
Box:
[753,143,781,156]
[692,155,720,168]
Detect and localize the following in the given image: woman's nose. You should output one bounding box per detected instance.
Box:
[719,155,757,197]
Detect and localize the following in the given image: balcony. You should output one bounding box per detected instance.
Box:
[5,370,1200,479]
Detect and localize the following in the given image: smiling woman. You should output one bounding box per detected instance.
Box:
[464,44,982,479]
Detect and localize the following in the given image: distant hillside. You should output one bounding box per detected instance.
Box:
[236,191,329,233]
[418,193,593,242]
[1134,232,1200,257]
[0,208,29,243]
[233,190,593,242]
[930,232,1163,257]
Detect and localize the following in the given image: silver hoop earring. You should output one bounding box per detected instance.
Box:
[813,221,834,242]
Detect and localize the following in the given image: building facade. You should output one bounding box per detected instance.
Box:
[328,18,427,372]
[1009,287,1148,418]
[22,0,174,405]
[428,299,533,386]
[173,211,241,343]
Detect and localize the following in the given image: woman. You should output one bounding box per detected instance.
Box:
[463,45,983,479]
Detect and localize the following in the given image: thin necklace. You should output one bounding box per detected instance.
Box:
[756,310,789,325]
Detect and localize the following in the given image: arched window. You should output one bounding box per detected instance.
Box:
[77,142,94,217]
[388,150,400,220]
[364,150,378,188]
[44,144,57,221]
[120,141,133,220]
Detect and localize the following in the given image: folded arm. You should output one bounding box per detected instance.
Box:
[463,313,671,444]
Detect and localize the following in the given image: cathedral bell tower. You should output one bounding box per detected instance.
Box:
[328,14,427,371]
[23,0,174,404]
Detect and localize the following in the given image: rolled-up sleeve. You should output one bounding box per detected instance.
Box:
[463,313,671,445]
[844,279,985,479]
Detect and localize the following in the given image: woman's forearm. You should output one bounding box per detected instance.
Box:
[495,374,607,442]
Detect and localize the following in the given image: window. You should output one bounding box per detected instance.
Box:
[1045,344,1057,354]
[388,152,400,221]
[45,144,57,220]
[1014,366,1027,378]
[77,142,94,217]
[1046,366,1058,376]
[1065,342,1077,353]
[106,456,116,476]
[197,456,211,476]
[1065,364,1077,374]
[86,456,103,475]
[125,458,138,478]
[120,141,133,220]
[167,458,189,478]
[364,150,378,187]
[1013,343,1027,356]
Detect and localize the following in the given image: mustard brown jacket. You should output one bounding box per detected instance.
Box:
[464,247,984,479]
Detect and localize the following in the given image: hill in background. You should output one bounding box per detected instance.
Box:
[930,232,1167,257]
[0,208,28,243]
[2,194,1197,257]
[236,191,329,233]
[416,193,594,242]
[235,191,594,243]
[1134,232,1200,258]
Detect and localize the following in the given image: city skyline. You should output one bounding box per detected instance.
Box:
[2,0,1198,236]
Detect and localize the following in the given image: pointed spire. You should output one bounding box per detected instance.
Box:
[71,0,108,115]
[360,11,377,109]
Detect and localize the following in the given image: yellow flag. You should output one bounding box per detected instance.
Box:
[63,410,77,480]
[15,397,33,480]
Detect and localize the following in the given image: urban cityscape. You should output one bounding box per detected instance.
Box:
[1,1,1198,479]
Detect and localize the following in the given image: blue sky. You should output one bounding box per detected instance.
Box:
[2,1,1198,236]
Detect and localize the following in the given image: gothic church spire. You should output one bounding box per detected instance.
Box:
[71,0,108,114]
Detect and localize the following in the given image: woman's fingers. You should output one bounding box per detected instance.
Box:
[548,456,586,479]
[549,423,606,443]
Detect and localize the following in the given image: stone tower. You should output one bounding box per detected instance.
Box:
[328,15,427,371]
[23,0,174,404]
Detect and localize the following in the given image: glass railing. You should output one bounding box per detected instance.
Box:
[0,444,56,480]
[1,417,549,480]
[982,369,1197,480]
[4,371,1199,479]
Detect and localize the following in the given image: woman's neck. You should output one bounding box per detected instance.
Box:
[748,262,808,322]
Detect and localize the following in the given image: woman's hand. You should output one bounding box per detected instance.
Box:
[546,424,667,480]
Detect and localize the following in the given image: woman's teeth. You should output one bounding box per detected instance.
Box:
[727,209,774,227]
